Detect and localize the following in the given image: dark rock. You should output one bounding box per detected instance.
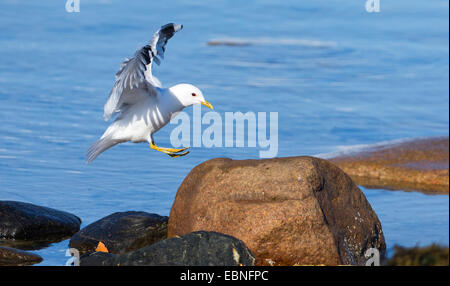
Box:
[80,231,256,266]
[168,156,386,266]
[79,252,116,266]
[0,246,43,266]
[0,201,81,241]
[70,211,168,255]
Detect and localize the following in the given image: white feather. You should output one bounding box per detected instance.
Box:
[103,23,183,121]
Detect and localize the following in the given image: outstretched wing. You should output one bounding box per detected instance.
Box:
[103,23,183,120]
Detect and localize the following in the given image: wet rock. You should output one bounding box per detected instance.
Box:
[168,156,386,266]
[0,238,59,251]
[80,231,256,266]
[0,201,81,241]
[0,246,43,266]
[328,137,449,194]
[69,211,168,255]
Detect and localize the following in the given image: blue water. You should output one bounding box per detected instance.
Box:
[0,0,448,265]
[362,188,449,255]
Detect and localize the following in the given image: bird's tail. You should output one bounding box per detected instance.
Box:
[86,135,118,164]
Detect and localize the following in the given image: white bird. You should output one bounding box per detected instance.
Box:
[86,23,213,164]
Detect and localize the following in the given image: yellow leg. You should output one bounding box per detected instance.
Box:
[150,142,189,157]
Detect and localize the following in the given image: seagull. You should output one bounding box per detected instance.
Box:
[86,23,213,164]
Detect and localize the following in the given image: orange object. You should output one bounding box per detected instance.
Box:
[95,241,109,253]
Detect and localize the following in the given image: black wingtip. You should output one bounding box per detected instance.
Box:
[160,23,183,35]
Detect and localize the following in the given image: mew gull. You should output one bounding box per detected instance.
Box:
[86,23,213,163]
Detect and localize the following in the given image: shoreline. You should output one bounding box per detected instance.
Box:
[327,136,449,194]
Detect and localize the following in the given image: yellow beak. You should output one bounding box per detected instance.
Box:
[201,100,214,110]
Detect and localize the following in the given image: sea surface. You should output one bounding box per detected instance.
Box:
[0,0,448,265]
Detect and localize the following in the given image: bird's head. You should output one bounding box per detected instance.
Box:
[169,83,213,110]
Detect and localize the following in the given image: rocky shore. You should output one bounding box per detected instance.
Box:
[328,137,449,194]
[0,138,447,266]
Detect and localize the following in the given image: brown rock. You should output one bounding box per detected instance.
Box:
[329,137,449,194]
[168,156,385,266]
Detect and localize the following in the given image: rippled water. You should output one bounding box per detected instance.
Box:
[0,0,448,265]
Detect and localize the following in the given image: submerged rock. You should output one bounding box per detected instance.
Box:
[207,40,251,46]
[69,211,168,255]
[328,137,449,194]
[0,201,81,241]
[168,156,386,266]
[80,231,256,266]
[0,246,43,266]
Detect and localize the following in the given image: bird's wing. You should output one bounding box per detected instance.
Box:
[103,23,184,121]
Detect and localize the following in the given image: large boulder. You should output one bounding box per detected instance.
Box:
[69,211,168,255]
[168,156,386,266]
[0,201,81,241]
[80,231,256,266]
[0,246,43,266]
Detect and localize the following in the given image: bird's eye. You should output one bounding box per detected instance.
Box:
[191,93,197,97]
